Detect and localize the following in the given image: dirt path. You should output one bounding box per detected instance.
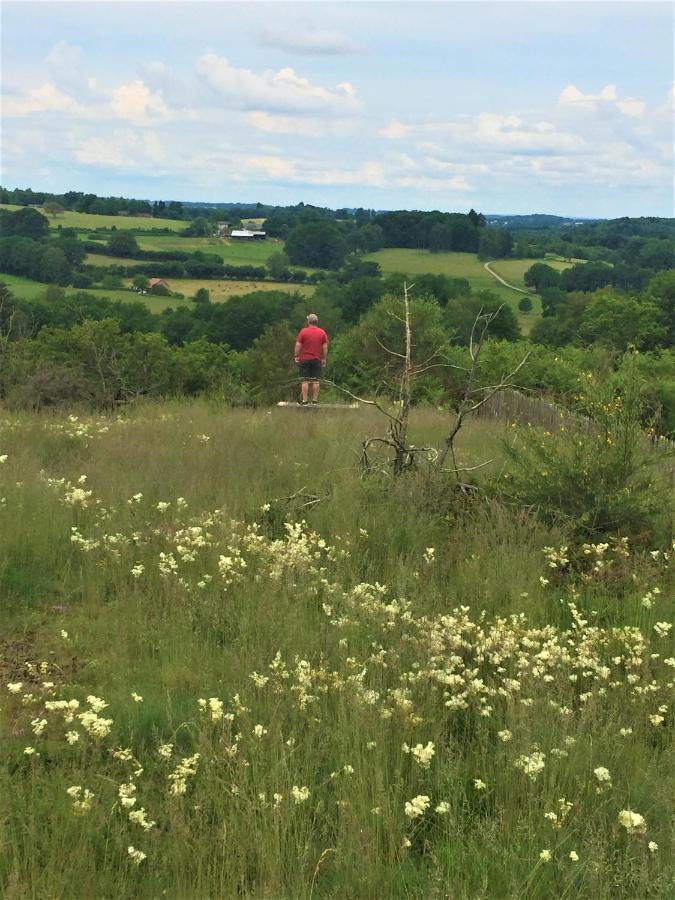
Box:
[483,261,532,295]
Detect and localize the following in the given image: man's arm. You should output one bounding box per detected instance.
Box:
[321,339,328,367]
[294,340,302,362]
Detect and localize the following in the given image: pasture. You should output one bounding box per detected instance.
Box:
[0,274,178,313]
[490,257,573,289]
[84,236,284,267]
[135,234,286,266]
[122,278,315,302]
[1,402,672,898]
[366,249,549,327]
[0,204,187,232]
[0,273,312,311]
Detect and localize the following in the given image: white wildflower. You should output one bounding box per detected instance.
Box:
[404,795,430,819]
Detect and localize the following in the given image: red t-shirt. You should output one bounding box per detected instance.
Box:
[296,325,328,361]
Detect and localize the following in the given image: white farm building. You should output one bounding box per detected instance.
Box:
[230,228,267,240]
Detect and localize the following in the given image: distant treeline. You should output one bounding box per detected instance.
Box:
[0,186,185,220]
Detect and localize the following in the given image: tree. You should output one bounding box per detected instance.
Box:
[637,238,674,271]
[337,255,381,283]
[40,247,71,285]
[343,292,448,386]
[579,293,667,351]
[467,208,486,229]
[10,208,50,240]
[445,292,520,344]
[524,263,561,292]
[478,228,513,260]
[42,201,65,218]
[518,296,533,314]
[319,276,384,323]
[266,251,291,281]
[353,223,384,252]
[429,222,454,253]
[54,236,87,266]
[182,217,212,237]
[645,269,675,342]
[133,275,150,292]
[285,222,348,269]
[101,273,124,289]
[241,321,298,403]
[559,262,614,293]
[107,231,139,257]
[192,287,210,305]
[539,286,568,318]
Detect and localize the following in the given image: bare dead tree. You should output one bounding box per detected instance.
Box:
[436,308,530,483]
[336,282,440,475]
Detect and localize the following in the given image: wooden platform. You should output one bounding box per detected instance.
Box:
[277,402,360,409]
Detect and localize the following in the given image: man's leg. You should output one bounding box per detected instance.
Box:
[301,381,309,402]
[311,380,320,401]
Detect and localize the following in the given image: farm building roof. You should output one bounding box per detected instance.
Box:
[230,228,266,238]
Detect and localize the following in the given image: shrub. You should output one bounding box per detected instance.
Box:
[499,354,670,541]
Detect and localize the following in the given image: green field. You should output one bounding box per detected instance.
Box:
[366,250,541,326]
[490,258,573,290]
[135,234,286,266]
[0,272,313,312]
[366,248,523,297]
[0,204,187,232]
[0,274,180,312]
[84,236,282,267]
[1,402,672,898]
[124,277,314,302]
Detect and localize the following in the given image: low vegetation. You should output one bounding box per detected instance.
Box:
[1,401,673,898]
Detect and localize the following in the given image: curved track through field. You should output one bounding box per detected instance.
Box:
[483,261,532,295]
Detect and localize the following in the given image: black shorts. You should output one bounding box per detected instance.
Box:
[298,359,322,380]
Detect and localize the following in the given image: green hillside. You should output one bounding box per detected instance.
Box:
[0,203,187,232]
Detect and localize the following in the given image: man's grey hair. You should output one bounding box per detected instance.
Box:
[307,313,319,324]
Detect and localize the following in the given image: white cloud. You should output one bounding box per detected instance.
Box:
[244,111,357,138]
[258,25,359,55]
[110,80,171,123]
[558,83,645,117]
[380,119,412,140]
[245,111,324,136]
[389,112,584,155]
[195,53,362,115]
[239,154,299,180]
[2,83,83,117]
[74,129,168,170]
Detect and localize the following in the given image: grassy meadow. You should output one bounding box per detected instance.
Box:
[490,258,572,289]
[365,249,572,330]
[1,402,673,899]
[0,274,179,313]
[0,272,313,311]
[133,235,284,266]
[0,204,187,232]
[123,278,315,303]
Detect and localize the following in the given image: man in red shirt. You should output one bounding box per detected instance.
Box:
[294,313,329,405]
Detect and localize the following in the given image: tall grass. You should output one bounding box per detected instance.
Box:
[1,402,673,898]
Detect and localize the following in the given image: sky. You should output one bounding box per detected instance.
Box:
[1,0,673,217]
